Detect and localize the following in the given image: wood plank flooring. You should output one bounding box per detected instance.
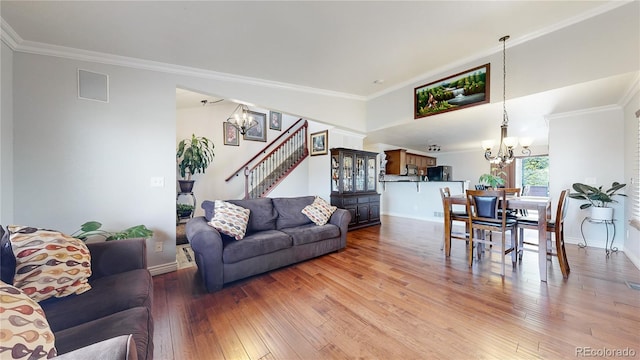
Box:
[153,215,640,359]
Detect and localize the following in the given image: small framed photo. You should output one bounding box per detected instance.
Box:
[310,130,328,156]
[244,111,267,142]
[269,111,282,131]
[223,122,239,146]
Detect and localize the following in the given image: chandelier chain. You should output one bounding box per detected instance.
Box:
[502,35,509,126]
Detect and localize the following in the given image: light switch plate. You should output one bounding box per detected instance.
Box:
[150,177,165,187]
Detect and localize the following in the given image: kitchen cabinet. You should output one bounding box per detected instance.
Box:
[330,148,381,230]
[384,149,436,175]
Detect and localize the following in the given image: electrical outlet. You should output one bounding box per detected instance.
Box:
[155,241,163,252]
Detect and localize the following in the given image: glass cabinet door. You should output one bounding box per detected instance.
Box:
[331,154,340,192]
[342,153,354,192]
[366,156,377,191]
[355,155,366,191]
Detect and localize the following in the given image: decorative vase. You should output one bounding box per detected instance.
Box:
[178,180,195,193]
[590,207,613,221]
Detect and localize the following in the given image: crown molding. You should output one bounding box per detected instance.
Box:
[0,17,366,102]
[1,18,21,50]
[545,104,622,121]
[618,72,640,107]
[365,0,633,101]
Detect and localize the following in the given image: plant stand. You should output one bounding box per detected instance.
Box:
[579,217,617,257]
[177,192,196,225]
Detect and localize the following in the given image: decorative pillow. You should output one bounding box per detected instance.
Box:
[208,200,250,240]
[8,226,92,302]
[301,196,337,226]
[0,280,57,359]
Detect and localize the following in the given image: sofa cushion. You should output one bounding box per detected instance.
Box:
[39,269,152,332]
[301,196,337,226]
[280,223,341,246]
[8,226,92,302]
[0,280,57,359]
[208,200,250,240]
[272,196,315,229]
[223,230,292,264]
[227,198,278,233]
[54,306,152,360]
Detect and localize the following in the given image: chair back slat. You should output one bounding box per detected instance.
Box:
[465,189,507,226]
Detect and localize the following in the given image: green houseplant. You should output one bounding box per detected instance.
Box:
[478,169,506,189]
[177,203,195,219]
[71,221,153,242]
[176,134,215,193]
[569,182,626,221]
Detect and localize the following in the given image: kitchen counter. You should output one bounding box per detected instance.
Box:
[379,180,469,222]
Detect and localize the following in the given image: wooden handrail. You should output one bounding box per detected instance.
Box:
[225,118,307,182]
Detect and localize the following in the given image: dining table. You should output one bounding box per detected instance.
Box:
[443,194,552,282]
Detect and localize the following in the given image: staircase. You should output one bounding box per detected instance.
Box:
[225,119,309,199]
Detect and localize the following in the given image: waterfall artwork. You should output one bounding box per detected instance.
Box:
[414,63,490,119]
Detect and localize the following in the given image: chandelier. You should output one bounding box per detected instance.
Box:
[226,103,258,135]
[482,35,532,168]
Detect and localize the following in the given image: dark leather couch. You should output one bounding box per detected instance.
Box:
[1,232,153,360]
[186,196,351,292]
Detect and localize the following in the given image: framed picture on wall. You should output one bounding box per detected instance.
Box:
[223,122,239,146]
[244,111,267,142]
[414,63,490,119]
[269,111,282,131]
[310,130,328,156]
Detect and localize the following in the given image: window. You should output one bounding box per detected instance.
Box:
[632,109,640,230]
[515,156,549,196]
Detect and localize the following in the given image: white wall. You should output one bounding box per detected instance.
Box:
[10,51,367,272]
[548,106,625,249]
[622,86,640,268]
[1,42,14,224]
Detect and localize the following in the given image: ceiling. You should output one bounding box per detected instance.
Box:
[2,1,638,153]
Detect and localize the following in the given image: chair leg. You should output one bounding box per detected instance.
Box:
[468,228,474,268]
[500,231,506,276]
[518,228,524,261]
[555,228,570,278]
[511,228,518,265]
[561,228,570,272]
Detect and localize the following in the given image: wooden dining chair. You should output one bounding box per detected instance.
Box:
[440,187,469,255]
[466,189,518,276]
[517,189,570,278]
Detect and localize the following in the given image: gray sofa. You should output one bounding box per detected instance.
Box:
[186,196,351,292]
[0,232,153,360]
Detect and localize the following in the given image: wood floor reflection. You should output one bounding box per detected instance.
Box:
[153,215,640,360]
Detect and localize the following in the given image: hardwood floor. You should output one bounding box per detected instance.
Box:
[153,215,640,359]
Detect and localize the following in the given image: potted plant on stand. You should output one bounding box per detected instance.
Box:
[569,182,627,221]
[176,134,215,193]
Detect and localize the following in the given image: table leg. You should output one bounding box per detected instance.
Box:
[537,203,547,282]
[444,199,452,257]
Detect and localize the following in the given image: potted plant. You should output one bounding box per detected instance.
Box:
[478,169,506,189]
[568,182,627,221]
[177,203,195,219]
[176,134,215,193]
[71,221,153,242]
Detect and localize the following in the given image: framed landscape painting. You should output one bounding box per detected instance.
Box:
[244,111,267,142]
[414,63,490,119]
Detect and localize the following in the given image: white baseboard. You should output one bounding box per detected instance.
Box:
[149,261,177,276]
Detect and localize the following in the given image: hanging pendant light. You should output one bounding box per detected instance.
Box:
[482,35,530,168]
[226,103,258,135]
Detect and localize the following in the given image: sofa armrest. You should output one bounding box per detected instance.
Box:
[329,208,351,249]
[186,217,224,292]
[55,335,137,360]
[87,238,147,280]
